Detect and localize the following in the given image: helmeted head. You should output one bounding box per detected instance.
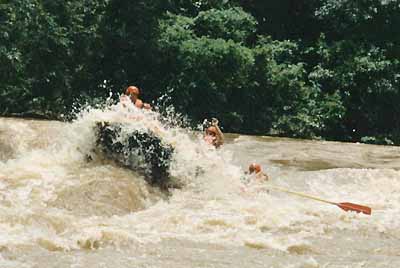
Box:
[204,126,218,146]
[249,163,262,174]
[125,86,140,97]
[143,103,151,110]
[205,126,217,137]
[135,99,144,109]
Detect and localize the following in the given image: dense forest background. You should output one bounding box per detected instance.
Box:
[1,0,399,144]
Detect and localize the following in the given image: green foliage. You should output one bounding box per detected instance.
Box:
[249,38,345,138]
[158,14,195,51]
[99,0,169,94]
[235,0,323,41]
[157,9,256,127]
[304,34,400,141]
[157,12,346,137]
[316,0,400,43]
[1,0,400,144]
[194,7,257,42]
[0,0,108,117]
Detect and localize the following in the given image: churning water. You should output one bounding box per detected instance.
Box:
[0,100,399,268]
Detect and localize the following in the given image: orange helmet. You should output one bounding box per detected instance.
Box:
[249,163,261,174]
[125,85,140,96]
[135,99,144,108]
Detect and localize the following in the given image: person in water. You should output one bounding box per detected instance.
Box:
[248,163,269,181]
[204,118,224,148]
[121,85,152,110]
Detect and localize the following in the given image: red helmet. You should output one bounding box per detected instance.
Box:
[125,86,140,96]
[249,163,261,174]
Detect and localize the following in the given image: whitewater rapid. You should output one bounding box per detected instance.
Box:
[0,101,399,267]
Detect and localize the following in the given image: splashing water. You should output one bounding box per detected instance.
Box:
[0,98,400,267]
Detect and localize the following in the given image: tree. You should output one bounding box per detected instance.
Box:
[0,0,108,117]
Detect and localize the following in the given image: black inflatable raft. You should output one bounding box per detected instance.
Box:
[95,122,174,188]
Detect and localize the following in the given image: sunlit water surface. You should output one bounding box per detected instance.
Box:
[0,101,399,268]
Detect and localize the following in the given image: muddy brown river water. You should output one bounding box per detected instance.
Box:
[0,103,399,268]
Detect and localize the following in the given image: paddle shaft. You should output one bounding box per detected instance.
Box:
[266,185,336,205]
[265,184,371,215]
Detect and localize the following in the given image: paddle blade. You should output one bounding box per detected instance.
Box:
[337,202,372,215]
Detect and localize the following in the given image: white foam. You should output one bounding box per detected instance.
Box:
[0,100,399,255]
